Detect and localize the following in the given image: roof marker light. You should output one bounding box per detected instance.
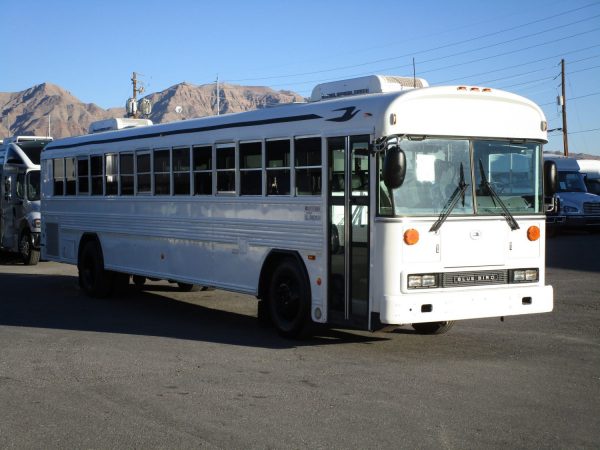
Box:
[457,86,467,91]
[470,87,480,92]
[482,88,492,92]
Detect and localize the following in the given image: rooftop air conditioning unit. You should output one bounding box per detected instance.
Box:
[310,75,428,102]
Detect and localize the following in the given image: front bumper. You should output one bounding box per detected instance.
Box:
[547,215,600,228]
[380,284,553,325]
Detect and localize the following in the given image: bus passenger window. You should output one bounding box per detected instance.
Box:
[136,152,151,194]
[90,155,103,195]
[53,158,65,196]
[193,145,212,195]
[295,137,321,196]
[105,154,118,196]
[65,158,76,195]
[172,147,191,195]
[266,139,290,195]
[217,145,236,193]
[240,141,262,195]
[154,149,171,195]
[120,153,134,195]
[77,157,89,194]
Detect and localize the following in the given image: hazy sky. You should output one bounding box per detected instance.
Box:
[3,0,600,154]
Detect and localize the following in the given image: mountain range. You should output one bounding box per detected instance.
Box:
[0,82,304,140]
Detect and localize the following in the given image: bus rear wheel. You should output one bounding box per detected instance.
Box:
[412,321,455,335]
[19,231,40,266]
[78,240,113,298]
[267,258,310,338]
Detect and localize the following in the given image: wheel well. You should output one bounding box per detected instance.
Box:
[258,250,311,301]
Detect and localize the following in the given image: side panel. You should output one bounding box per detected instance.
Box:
[42,197,324,296]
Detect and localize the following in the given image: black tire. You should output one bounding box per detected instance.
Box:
[267,258,311,338]
[412,321,455,335]
[78,240,114,298]
[19,230,40,266]
[177,282,199,292]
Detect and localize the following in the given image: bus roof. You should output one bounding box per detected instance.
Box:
[44,85,547,153]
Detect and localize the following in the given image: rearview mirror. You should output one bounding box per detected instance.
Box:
[544,160,557,196]
[382,146,406,190]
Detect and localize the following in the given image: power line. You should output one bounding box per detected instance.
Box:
[273,26,600,93]
[226,4,600,84]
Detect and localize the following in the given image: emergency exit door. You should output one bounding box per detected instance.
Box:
[327,135,370,328]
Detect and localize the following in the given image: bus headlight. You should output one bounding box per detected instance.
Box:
[408,274,439,289]
[510,268,538,283]
[33,219,41,228]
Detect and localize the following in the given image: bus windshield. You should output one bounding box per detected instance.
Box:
[379,138,543,217]
[27,170,41,201]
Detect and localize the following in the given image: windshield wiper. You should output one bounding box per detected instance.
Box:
[430,163,469,232]
[477,159,520,231]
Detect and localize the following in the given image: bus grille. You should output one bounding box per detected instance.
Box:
[442,270,508,288]
[583,202,600,215]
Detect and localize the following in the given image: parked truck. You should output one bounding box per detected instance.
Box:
[0,136,52,264]
[576,159,600,196]
[544,154,600,234]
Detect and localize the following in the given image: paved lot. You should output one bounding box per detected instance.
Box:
[1,233,599,449]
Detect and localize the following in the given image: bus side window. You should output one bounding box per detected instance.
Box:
[154,149,171,195]
[239,141,262,195]
[136,152,151,194]
[216,145,236,194]
[266,139,290,196]
[120,153,134,195]
[193,145,212,195]
[172,147,191,195]
[90,155,103,195]
[77,157,89,195]
[295,137,321,196]
[65,157,76,195]
[53,158,65,196]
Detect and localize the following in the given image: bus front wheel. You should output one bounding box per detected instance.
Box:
[267,258,310,338]
[78,240,114,298]
[412,321,455,335]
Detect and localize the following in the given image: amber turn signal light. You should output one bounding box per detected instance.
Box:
[527,226,540,241]
[404,228,419,245]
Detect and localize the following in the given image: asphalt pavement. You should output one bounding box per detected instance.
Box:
[0,232,599,449]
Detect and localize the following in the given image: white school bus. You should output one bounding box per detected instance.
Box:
[41,75,555,337]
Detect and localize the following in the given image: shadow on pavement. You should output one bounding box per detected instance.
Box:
[545,231,600,273]
[0,272,387,349]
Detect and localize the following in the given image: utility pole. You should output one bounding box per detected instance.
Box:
[132,72,139,118]
[215,74,220,116]
[560,59,569,157]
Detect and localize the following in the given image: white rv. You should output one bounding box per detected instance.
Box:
[544,155,600,231]
[0,136,53,264]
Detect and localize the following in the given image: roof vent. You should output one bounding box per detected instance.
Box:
[310,75,428,102]
[89,118,153,134]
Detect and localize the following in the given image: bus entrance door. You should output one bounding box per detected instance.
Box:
[327,135,370,329]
